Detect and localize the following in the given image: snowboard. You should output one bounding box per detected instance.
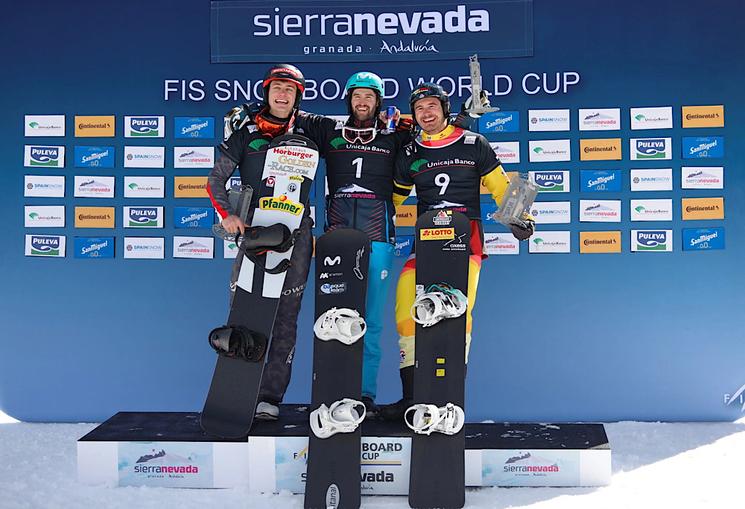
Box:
[304,228,370,509]
[200,133,319,439]
[409,210,470,509]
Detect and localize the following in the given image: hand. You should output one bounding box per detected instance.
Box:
[378,106,400,128]
[221,215,247,236]
[224,102,261,139]
[510,214,535,241]
[451,102,477,130]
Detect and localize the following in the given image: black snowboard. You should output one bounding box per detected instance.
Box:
[409,210,470,509]
[304,228,370,509]
[200,134,319,439]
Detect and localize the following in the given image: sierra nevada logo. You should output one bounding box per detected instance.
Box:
[259,195,303,215]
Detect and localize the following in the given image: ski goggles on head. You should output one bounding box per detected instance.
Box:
[342,126,377,144]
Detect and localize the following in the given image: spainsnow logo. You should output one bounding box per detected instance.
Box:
[681,167,723,189]
[25,234,65,257]
[578,108,620,131]
[173,236,214,259]
[528,231,571,253]
[24,145,65,167]
[25,115,65,136]
[527,109,570,132]
[579,200,621,222]
[632,230,672,252]
[123,237,165,259]
[528,140,570,162]
[630,199,673,221]
[124,146,165,168]
[74,146,115,168]
[682,136,724,159]
[174,147,215,168]
[74,237,115,259]
[629,168,672,192]
[125,207,163,228]
[683,227,725,251]
[174,117,215,139]
[630,138,671,160]
[74,176,115,198]
[489,142,520,164]
[630,107,673,130]
[529,171,569,193]
[479,111,519,133]
[125,116,164,138]
[530,201,571,224]
[24,175,65,197]
[580,170,621,192]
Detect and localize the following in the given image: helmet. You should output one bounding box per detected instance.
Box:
[345,71,384,116]
[262,64,306,109]
[409,82,450,123]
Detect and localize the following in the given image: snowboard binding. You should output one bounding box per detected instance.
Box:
[313,307,367,344]
[235,223,298,275]
[404,402,465,436]
[411,283,468,327]
[208,325,268,362]
[309,398,367,439]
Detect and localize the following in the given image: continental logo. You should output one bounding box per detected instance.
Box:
[682,105,724,128]
[395,205,417,227]
[682,197,724,220]
[579,138,621,161]
[259,195,303,215]
[75,207,115,228]
[174,176,208,197]
[74,115,115,137]
[419,228,455,241]
[579,231,621,253]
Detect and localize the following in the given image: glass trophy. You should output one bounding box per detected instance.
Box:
[492,174,537,228]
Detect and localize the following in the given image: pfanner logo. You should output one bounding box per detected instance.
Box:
[259,195,303,215]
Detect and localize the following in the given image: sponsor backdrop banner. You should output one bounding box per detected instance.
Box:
[1,0,742,423]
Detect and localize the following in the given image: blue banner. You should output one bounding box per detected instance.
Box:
[210,0,533,63]
[394,235,413,257]
[478,111,520,133]
[174,117,216,139]
[580,170,622,192]
[682,136,724,159]
[74,237,115,259]
[174,207,215,228]
[682,228,725,251]
[74,146,115,168]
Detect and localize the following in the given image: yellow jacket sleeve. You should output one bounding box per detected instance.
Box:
[392,181,413,207]
[481,164,512,208]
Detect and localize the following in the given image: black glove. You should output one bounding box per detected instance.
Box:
[451,102,477,130]
[223,102,262,140]
[510,219,535,241]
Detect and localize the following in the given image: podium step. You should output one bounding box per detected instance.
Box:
[78,404,611,492]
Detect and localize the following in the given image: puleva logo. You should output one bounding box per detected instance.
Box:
[579,231,621,254]
[631,230,672,252]
[74,146,115,168]
[174,117,215,139]
[580,170,621,192]
[478,111,519,133]
[124,206,164,228]
[579,138,621,161]
[630,138,671,160]
[529,171,569,193]
[681,167,723,190]
[25,234,66,257]
[259,195,303,215]
[74,115,115,137]
[24,145,65,167]
[125,116,164,138]
[682,227,725,251]
[682,136,724,159]
[74,237,115,259]
[682,105,724,128]
[174,207,214,228]
[681,197,724,220]
[75,207,115,228]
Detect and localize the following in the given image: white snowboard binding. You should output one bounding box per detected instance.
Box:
[410,283,467,327]
[313,307,367,344]
[309,398,367,439]
[404,402,465,436]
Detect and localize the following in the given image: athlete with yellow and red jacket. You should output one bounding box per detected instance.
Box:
[378,82,535,419]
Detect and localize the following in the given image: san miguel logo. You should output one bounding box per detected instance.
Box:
[259,195,303,215]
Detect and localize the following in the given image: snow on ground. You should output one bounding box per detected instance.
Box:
[1,414,744,509]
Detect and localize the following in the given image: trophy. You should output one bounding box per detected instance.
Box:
[212,184,253,242]
[464,54,499,117]
[492,173,538,228]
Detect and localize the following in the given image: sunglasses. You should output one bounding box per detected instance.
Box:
[342,126,377,144]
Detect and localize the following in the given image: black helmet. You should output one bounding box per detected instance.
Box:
[409,82,450,122]
[262,64,306,109]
